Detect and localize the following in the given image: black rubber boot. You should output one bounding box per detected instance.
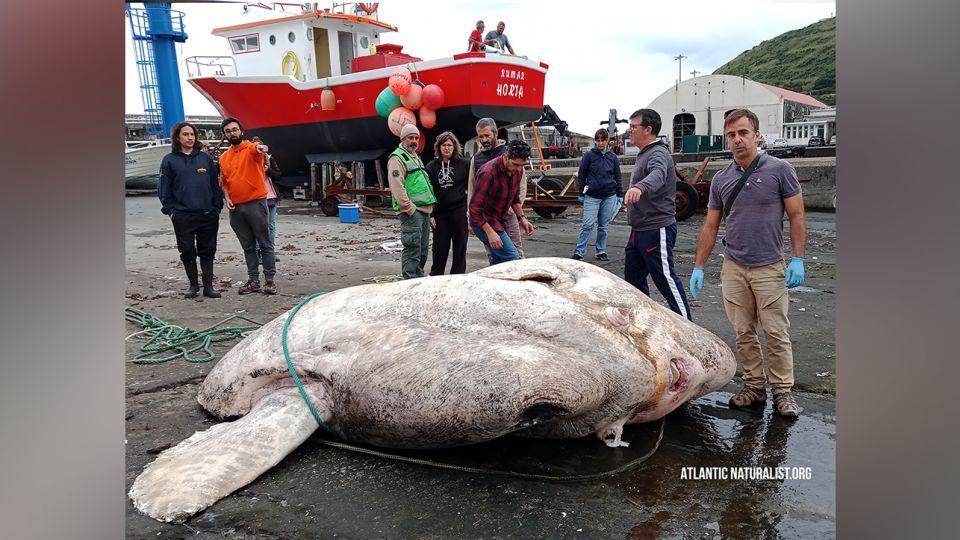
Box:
[183,258,200,298]
[200,258,221,298]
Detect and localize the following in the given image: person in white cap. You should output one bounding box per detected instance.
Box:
[387,123,437,279]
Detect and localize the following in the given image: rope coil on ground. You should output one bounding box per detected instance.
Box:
[125,308,262,364]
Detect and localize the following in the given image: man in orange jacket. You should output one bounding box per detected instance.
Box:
[218,117,277,295]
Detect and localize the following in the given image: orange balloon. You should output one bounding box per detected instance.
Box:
[400,83,423,110]
[388,68,412,96]
[387,107,416,137]
[419,106,436,129]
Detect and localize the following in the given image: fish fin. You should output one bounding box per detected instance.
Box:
[129,388,328,523]
[472,258,566,284]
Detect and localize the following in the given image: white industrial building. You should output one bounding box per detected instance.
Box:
[782,106,836,146]
[645,74,829,152]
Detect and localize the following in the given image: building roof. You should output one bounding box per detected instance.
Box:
[758,82,828,108]
[212,11,396,36]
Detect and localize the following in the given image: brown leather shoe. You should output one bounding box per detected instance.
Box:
[773,391,802,418]
[238,279,261,295]
[262,280,277,295]
[729,386,767,408]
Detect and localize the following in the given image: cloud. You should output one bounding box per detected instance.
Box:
[125,1,835,136]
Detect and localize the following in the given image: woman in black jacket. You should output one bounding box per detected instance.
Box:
[425,131,471,274]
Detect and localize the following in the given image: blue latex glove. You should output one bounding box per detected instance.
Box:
[690,267,704,300]
[578,195,585,203]
[616,197,624,208]
[786,257,805,288]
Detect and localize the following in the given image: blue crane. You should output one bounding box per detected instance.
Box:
[126,3,188,138]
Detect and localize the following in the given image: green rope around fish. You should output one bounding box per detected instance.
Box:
[125,308,262,364]
[281,292,330,431]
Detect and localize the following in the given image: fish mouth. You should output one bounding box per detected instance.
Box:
[668,358,690,393]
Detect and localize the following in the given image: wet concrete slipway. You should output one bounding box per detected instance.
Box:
[125,194,836,539]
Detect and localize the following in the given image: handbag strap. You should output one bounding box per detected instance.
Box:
[722,154,762,218]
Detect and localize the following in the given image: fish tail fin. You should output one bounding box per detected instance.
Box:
[129,388,328,522]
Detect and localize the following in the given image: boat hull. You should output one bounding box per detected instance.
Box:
[189,54,547,176]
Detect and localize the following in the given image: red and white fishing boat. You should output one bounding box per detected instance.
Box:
[187,3,548,181]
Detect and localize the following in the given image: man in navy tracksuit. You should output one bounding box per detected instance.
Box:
[158,121,224,299]
[622,109,691,320]
[573,128,623,261]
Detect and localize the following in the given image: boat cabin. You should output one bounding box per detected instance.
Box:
[211,10,420,81]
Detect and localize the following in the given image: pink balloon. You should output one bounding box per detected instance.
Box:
[422,84,445,109]
[419,106,436,129]
[387,107,416,137]
[400,83,423,110]
[388,68,412,96]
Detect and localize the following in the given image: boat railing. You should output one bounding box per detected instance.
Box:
[186,56,238,78]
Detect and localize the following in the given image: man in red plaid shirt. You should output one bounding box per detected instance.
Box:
[469,139,535,264]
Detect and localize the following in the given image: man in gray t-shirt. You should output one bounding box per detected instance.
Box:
[689,108,808,418]
[484,21,515,54]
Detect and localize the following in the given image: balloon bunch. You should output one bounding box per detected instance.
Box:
[375,67,446,152]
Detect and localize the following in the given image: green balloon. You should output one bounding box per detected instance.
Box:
[375,86,402,118]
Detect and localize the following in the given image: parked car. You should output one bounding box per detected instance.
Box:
[828,134,836,146]
[772,137,789,148]
[808,135,825,147]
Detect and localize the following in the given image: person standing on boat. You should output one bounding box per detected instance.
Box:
[158,121,223,299]
[622,108,691,320]
[218,117,277,295]
[484,21,515,55]
[469,140,535,265]
[572,128,624,262]
[425,131,471,275]
[467,118,526,257]
[467,20,486,52]
[388,124,436,280]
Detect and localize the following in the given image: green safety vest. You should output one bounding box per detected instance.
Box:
[390,147,436,211]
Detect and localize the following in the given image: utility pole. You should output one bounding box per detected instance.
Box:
[690,69,700,78]
[674,54,687,85]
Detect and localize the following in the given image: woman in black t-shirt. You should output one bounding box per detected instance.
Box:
[425,131,471,274]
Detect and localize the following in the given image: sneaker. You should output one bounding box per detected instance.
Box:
[729,386,767,408]
[773,391,802,418]
[596,252,610,261]
[262,280,277,295]
[572,253,584,260]
[238,279,261,295]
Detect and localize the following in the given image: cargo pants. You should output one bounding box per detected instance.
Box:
[399,210,430,279]
[720,258,795,394]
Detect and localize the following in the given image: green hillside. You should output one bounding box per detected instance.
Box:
[713,17,836,106]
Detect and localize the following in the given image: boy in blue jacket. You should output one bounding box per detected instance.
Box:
[573,128,623,261]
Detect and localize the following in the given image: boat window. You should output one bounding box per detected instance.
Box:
[269,35,276,45]
[288,31,296,43]
[359,35,370,50]
[229,34,260,54]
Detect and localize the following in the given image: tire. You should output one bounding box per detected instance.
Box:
[532,176,568,218]
[320,196,340,217]
[675,181,700,221]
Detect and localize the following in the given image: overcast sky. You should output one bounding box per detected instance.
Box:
[125,0,835,135]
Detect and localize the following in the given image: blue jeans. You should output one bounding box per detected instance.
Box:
[574,194,618,256]
[624,223,692,320]
[472,224,521,265]
[255,202,277,252]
